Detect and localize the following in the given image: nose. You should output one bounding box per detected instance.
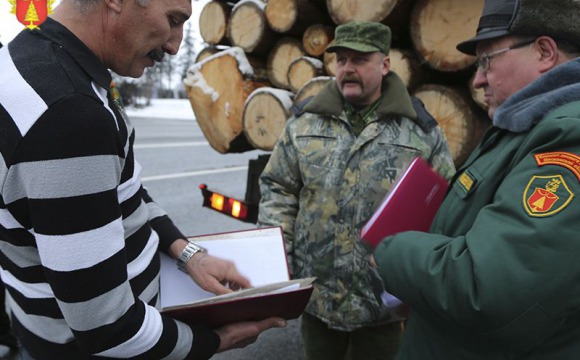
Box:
[162,28,184,56]
[472,68,487,89]
[342,59,355,72]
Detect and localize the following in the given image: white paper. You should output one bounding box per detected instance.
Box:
[159,227,290,308]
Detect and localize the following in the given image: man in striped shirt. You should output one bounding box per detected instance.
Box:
[0,0,285,359]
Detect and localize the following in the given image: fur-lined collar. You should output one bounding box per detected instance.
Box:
[493,57,580,132]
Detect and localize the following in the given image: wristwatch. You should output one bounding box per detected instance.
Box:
[177,241,206,273]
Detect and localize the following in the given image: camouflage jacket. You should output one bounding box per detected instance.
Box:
[258,73,455,331]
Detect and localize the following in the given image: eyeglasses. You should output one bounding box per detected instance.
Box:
[475,40,535,73]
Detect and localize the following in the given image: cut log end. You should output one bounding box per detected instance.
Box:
[264,0,298,33]
[287,56,324,93]
[302,24,334,57]
[410,0,483,72]
[267,38,306,89]
[413,84,478,167]
[199,1,230,45]
[184,49,269,153]
[243,88,294,150]
[326,0,398,24]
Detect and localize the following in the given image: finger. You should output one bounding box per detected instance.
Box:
[203,276,234,295]
[224,270,252,289]
[255,317,287,331]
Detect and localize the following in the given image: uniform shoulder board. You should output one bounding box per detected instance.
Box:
[411,96,438,132]
[290,96,314,117]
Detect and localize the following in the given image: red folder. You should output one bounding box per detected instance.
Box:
[361,157,448,249]
[162,278,314,328]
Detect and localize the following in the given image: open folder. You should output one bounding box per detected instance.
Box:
[360,157,449,249]
[159,227,314,328]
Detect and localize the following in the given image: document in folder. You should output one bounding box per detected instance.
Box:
[360,157,448,249]
[159,227,314,327]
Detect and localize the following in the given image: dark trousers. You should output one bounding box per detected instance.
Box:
[300,312,403,360]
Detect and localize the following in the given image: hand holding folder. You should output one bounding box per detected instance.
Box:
[159,227,314,328]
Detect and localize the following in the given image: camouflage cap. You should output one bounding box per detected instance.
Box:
[326,21,391,55]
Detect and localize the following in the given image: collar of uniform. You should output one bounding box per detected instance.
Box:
[33,18,112,90]
[344,98,381,123]
[305,71,416,120]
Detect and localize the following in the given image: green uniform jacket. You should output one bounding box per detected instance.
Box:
[375,58,580,358]
[259,73,455,331]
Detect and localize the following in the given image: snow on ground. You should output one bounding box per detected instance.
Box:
[124,98,195,120]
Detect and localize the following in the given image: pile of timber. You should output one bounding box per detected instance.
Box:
[185,0,491,167]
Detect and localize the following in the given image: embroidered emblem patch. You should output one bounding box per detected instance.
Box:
[534,152,580,182]
[523,175,574,217]
[458,171,476,193]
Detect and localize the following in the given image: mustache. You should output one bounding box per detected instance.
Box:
[148,49,165,62]
[340,76,361,85]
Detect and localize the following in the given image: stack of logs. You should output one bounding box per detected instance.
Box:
[184,0,491,167]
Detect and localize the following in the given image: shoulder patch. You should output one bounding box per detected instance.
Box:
[523,174,574,217]
[534,152,580,182]
[410,96,437,132]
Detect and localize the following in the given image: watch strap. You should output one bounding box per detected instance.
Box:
[177,241,206,273]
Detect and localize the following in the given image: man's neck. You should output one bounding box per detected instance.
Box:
[50,2,107,64]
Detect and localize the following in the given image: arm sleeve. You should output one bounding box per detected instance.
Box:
[258,121,302,274]
[22,95,217,359]
[142,187,187,253]
[428,125,456,181]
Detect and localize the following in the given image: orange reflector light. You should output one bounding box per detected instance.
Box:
[210,193,225,211]
[230,199,242,218]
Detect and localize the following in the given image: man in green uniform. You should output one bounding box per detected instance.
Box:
[258,22,455,360]
[373,0,580,358]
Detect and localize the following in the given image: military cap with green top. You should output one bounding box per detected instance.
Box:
[326,21,392,55]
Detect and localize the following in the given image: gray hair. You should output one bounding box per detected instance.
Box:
[72,0,149,14]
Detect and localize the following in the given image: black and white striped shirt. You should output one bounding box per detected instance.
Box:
[0,18,218,359]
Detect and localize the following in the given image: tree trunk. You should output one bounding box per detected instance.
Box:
[199,1,232,46]
[227,0,277,56]
[412,84,482,167]
[302,24,334,57]
[323,48,336,76]
[243,88,294,150]
[195,45,221,63]
[267,37,306,89]
[326,0,399,24]
[293,76,332,106]
[287,56,325,93]
[410,0,483,72]
[390,48,426,91]
[265,0,331,36]
[184,47,270,153]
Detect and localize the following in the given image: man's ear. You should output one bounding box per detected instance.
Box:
[105,0,123,13]
[382,55,390,76]
[535,36,559,72]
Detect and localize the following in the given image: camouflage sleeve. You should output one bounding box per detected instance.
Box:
[428,126,456,181]
[258,119,303,274]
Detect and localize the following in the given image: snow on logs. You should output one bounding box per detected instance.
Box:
[189,0,491,166]
[184,47,269,153]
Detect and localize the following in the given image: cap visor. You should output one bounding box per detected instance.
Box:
[456,29,511,55]
[326,41,379,53]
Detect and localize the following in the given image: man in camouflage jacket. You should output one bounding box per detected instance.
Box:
[258,22,455,360]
